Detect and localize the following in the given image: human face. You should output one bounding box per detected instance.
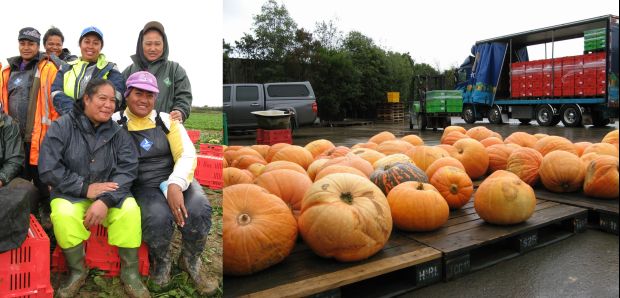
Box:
[84,84,116,126]
[19,40,39,62]
[142,30,164,62]
[45,35,63,57]
[127,88,156,118]
[80,34,102,62]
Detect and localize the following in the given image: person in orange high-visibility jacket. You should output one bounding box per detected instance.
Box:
[1,27,60,216]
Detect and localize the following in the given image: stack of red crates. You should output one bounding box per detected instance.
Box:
[194,144,223,190]
[51,225,149,277]
[256,128,292,145]
[511,52,606,98]
[0,215,53,297]
[186,129,201,144]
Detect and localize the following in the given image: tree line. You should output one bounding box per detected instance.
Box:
[223,0,457,121]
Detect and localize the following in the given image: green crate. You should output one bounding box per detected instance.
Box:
[585,39,606,51]
[426,99,446,106]
[426,90,462,100]
[426,105,446,113]
[584,28,606,38]
[446,99,462,106]
[447,105,462,113]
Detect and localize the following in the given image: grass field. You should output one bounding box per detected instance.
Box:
[185,111,224,144]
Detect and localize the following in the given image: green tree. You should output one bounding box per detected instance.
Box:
[252,0,298,61]
[384,51,414,101]
[314,19,343,50]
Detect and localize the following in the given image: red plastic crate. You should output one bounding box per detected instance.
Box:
[256,128,292,145]
[51,225,149,277]
[199,144,223,157]
[0,215,53,297]
[194,155,223,189]
[186,130,201,144]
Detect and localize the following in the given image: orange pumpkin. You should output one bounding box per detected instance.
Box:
[246,163,266,177]
[266,143,291,162]
[351,142,379,150]
[225,147,262,164]
[315,165,367,181]
[271,145,314,169]
[299,173,392,262]
[466,126,494,141]
[474,176,536,225]
[491,132,503,141]
[601,130,619,148]
[317,146,352,159]
[539,150,585,192]
[450,138,489,179]
[506,147,543,186]
[574,142,593,157]
[582,143,619,158]
[307,159,330,181]
[480,137,504,147]
[405,146,450,171]
[443,125,467,136]
[250,145,271,159]
[486,144,517,173]
[583,155,619,199]
[436,144,458,156]
[304,139,335,158]
[441,131,469,145]
[533,133,549,140]
[504,132,538,148]
[223,184,297,275]
[430,166,473,209]
[580,152,601,170]
[401,134,424,146]
[376,140,415,155]
[231,155,267,169]
[425,156,465,180]
[262,160,307,175]
[387,181,449,231]
[321,155,374,177]
[487,169,520,180]
[368,131,396,144]
[348,148,386,166]
[223,167,254,187]
[254,169,313,213]
[533,136,577,156]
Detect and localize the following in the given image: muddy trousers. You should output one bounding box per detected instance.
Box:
[50,197,142,249]
[132,181,212,267]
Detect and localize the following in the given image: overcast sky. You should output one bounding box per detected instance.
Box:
[2,0,222,108]
[224,0,619,69]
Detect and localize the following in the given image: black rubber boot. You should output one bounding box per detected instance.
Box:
[57,243,88,298]
[178,238,219,296]
[118,248,150,298]
[148,245,172,288]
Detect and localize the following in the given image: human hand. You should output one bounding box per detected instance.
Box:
[166,183,187,227]
[87,182,118,200]
[84,200,108,228]
[170,110,183,122]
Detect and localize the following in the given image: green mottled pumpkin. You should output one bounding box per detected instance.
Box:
[370,162,429,195]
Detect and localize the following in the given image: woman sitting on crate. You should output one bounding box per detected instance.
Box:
[112,71,215,295]
[38,79,149,298]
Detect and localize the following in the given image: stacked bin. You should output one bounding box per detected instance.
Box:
[425,90,462,113]
[511,62,526,98]
[584,28,606,52]
[194,145,224,190]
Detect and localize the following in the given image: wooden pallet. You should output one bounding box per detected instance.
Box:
[534,188,619,235]
[223,232,441,298]
[402,198,587,281]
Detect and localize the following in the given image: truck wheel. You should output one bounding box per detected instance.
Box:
[518,119,531,125]
[488,105,503,124]
[462,106,476,124]
[417,114,427,130]
[535,105,556,126]
[560,105,582,127]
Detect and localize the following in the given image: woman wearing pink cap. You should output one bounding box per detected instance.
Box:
[112,71,215,295]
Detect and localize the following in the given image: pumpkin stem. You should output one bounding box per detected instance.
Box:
[341,192,354,204]
[237,213,252,226]
[450,184,459,194]
[416,183,425,190]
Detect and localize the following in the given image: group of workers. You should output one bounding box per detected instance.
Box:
[0,21,214,298]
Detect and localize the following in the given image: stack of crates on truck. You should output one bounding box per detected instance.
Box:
[511,62,526,98]
[425,90,463,113]
[584,28,606,52]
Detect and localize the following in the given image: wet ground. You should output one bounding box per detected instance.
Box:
[228,117,619,297]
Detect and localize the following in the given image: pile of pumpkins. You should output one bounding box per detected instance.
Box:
[222,127,619,276]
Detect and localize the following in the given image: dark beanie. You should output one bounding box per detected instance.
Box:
[143,21,165,35]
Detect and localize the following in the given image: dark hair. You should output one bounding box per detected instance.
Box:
[83,79,116,100]
[43,27,64,45]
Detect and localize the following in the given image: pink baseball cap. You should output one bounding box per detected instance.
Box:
[124,71,159,98]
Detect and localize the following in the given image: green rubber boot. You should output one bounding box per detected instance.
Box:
[57,243,88,298]
[178,238,219,296]
[118,248,150,298]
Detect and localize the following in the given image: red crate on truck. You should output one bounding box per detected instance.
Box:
[194,154,223,189]
[0,215,53,297]
[256,128,292,145]
[511,62,526,98]
[596,52,607,95]
[561,56,576,96]
[51,225,149,277]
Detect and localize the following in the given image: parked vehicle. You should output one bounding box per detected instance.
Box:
[223,81,318,129]
[453,15,618,127]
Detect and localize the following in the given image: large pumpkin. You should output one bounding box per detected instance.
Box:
[307,158,331,181]
[480,137,504,148]
[582,143,619,158]
[370,162,429,195]
[266,143,291,162]
[304,139,335,158]
[533,136,577,156]
[231,154,267,169]
[573,141,593,157]
[250,145,271,159]
[271,145,314,169]
[368,131,396,144]
[315,165,367,181]
[223,184,298,276]
[351,142,379,150]
[223,167,254,187]
[387,181,449,231]
[506,147,543,186]
[317,146,352,159]
[580,152,601,170]
[440,131,469,145]
[486,144,517,173]
[443,125,467,136]
[601,130,619,148]
[583,155,619,199]
[262,160,307,175]
[504,132,538,148]
[466,126,494,141]
[299,173,392,262]
[539,150,585,192]
[405,146,450,171]
[225,147,262,165]
[430,166,473,209]
[474,176,536,225]
[376,140,415,155]
[321,155,374,177]
[450,138,489,179]
[348,148,386,166]
[254,169,313,213]
[425,156,465,180]
[401,134,424,146]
